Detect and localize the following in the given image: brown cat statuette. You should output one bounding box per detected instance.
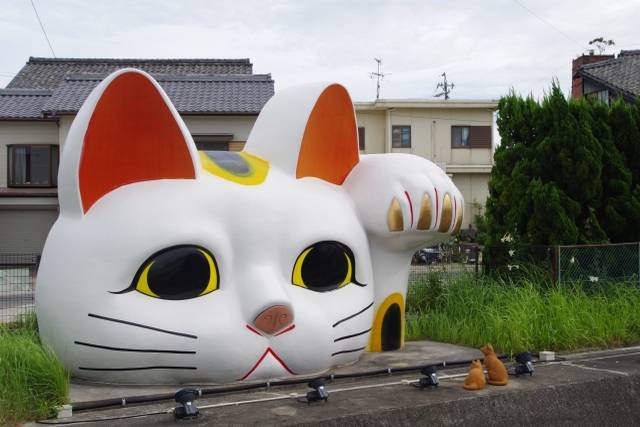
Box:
[463,360,486,390]
[481,343,508,386]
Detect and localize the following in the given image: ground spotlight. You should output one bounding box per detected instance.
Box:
[304,379,329,404]
[174,388,200,419]
[514,352,535,376]
[416,365,440,389]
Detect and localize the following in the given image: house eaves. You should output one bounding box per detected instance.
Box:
[355,99,499,111]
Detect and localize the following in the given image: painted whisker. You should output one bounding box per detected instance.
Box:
[79,366,197,371]
[334,328,371,343]
[332,301,374,328]
[74,341,196,354]
[331,347,366,357]
[88,313,197,339]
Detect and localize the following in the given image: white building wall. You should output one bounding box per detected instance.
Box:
[357,111,386,154]
[0,121,59,188]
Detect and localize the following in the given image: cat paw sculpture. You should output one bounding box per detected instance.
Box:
[482,343,508,386]
[463,360,487,391]
[35,69,463,384]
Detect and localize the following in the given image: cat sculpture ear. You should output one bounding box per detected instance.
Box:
[58,69,200,217]
[244,83,359,184]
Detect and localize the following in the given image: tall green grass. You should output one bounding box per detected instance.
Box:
[0,313,68,426]
[406,273,640,354]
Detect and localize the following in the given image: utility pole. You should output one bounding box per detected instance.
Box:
[434,72,454,100]
[369,58,388,100]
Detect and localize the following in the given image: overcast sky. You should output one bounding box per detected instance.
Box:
[2,0,639,101]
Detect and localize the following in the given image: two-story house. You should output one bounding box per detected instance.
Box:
[571,50,639,103]
[0,57,274,252]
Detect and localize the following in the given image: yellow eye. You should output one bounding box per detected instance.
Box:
[133,246,219,300]
[292,241,361,292]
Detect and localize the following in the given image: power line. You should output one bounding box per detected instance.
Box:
[511,0,587,51]
[29,0,56,57]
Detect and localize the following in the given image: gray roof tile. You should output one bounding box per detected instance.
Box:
[0,57,274,119]
[42,73,274,115]
[0,89,53,119]
[579,50,640,99]
[7,57,253,89]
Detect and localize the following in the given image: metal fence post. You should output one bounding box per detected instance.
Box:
[475,246,479,278]
[552,245,560,285]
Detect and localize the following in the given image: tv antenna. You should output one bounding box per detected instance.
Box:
[434,72,454,100]
[369,58,388,100]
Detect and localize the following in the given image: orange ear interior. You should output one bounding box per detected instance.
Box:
[296,84,359,185]
[79,72,196,213]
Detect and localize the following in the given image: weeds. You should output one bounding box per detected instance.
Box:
[0,313,68,426]
[406,274,640,354]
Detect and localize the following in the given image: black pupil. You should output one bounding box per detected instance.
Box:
[147,247,211,300]
[301,242,350,292]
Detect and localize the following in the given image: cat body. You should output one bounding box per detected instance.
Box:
[481,344,508,386]
[463,360,487,390]
[36,69,463,384]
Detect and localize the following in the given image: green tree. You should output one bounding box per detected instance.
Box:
[589,101,640,242]
[487,84,606,246]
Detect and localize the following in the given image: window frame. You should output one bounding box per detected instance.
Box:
[7,144,59,188]
[451,125,471,149]
[391,125,411,148]
[358,126,365,151]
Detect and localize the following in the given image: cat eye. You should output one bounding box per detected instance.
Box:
[292,241,363,292]
[131,246,219,300]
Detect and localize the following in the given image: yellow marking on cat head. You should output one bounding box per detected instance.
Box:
[199,151,269,185]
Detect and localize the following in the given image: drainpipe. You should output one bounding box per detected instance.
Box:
[385,108,393,153]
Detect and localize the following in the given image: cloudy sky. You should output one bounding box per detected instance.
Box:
[1,0,638,101]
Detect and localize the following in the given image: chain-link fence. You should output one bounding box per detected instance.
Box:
[408,242,640,292]
[409,243,480,282]
[0,253,39,324]
[559,243,640,284]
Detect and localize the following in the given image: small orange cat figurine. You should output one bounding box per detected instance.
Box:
[463,360,486,390]
[481,343,508,386]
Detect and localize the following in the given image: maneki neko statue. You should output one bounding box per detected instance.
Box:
[36,69,462,384]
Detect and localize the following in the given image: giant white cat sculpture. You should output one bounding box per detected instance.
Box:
[36,69,463,384]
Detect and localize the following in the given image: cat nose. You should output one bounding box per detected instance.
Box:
[253,305,294,335]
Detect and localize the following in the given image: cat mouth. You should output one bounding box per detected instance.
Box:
[238,347,296,380]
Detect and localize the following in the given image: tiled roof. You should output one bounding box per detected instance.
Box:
[7,57,253,89]
[578,50,640,99]
[0,89,54,120]
[42,73,274,115]
[0,57,274,119]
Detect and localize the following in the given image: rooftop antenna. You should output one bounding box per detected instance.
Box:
[369,58,388,100]
[434,72,454,100]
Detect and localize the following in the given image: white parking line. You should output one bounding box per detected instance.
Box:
[559,361,629,377]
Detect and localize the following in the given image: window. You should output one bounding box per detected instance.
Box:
[192,133,233,152]
[8,145,59,187]
[451,126,470,148]
[195,141,229,151]
[392,125,411,148]
[585,89,609,104]
[358,127,365,151]
[451,126,491,149]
